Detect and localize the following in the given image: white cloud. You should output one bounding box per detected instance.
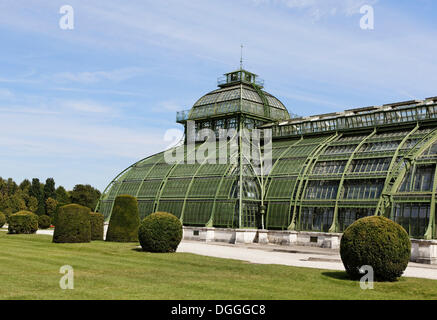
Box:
[152,100,185,113]
[252,0,378,19]
[52,67,145,84]
[0,106,59,115]
[0,88,14,99]
[52,87,149,97]
[61,100,113,114]
[0,111,167,159]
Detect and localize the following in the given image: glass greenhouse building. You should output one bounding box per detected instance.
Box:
[97,69,437,240]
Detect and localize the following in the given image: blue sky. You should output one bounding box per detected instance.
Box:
[0,0,436,191]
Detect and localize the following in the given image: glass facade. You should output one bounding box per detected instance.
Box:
[97,69,437,239]
[394,203,430,238]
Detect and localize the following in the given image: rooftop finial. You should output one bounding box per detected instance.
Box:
[240,44,243,70]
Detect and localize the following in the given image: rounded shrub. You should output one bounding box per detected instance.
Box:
[138,212,183,253]
[38,215,51,229]
[53,204,91,243]
[340,216,411,282]
[0,212,6,228]
[90,212,104,241]
[106,195,140,242]
[8,211,39,234]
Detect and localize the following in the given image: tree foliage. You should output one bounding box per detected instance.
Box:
[30,178,45,216]
[0,212,5,228]
[0,177,100,222]
[56,186,70,206]
[70,184,101,211]
[38,215,52,229]
[44,178,56,201]
[27,196,39,213]
[19,179,31,192]
[45,197,58,218]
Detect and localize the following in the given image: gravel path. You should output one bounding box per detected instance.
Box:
[177,241,437,280]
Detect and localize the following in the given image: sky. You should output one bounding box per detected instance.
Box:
[0,0,436,191]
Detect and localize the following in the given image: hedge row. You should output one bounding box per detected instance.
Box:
[90,212,104,241]
[8,211,39,234]
[53,204,91,243]
[106,195,140,242]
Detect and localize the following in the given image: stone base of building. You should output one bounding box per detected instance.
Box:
[182,226,342,249]
[182,227,437,265]
[411,239,437,265]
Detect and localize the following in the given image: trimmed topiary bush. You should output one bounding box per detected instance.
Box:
[0,212,6,228]
[53,204,91,243]
[90,212,104,241]
[8,211,39,234]
[340,216,411,282]
[106,195,140,242]
[38,215,51,229]
[138,212,183,253]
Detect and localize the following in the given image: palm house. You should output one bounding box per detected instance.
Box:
[97,68,437,243]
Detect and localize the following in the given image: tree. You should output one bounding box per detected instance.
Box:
[27,196,39,213]
[30,178,45,216]
[44,178,56,200]
[70,184,101,211]
[44,178,56,215]
[19,179,31,192]
[7,193,27,213]
[45,197,58,218]
[56,186,70,206]
[0,193,8,211]
[6,178,17,196]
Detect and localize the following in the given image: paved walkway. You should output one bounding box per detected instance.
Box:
[177,241,437,280]
[3,227,437,280]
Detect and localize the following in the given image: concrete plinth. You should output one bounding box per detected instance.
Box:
[183,227,215,242]
[235,229,258,244]
[267,230,297,245]
[182,227,437,264]
[256,230,269,244]
[296,232,342,249]
[411,239,437,265]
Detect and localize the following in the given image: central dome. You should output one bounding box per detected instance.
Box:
[185,69,290,122]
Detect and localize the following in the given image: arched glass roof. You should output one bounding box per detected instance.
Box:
[188,83,290,121]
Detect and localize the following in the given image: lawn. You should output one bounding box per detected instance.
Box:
[0,232,437,300]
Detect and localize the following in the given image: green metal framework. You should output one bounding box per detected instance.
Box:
[96,69,437,239]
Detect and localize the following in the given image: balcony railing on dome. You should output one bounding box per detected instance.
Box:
[217,76,265,88]
[176,110,190,122]
[217,69,265,89]
[216,76,227,86]
[176,104,290,123]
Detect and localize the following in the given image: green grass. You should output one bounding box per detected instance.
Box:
[0,232,437,300]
